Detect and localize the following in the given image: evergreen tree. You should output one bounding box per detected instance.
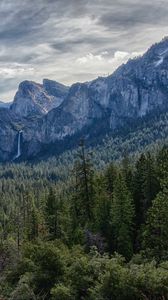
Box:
[111,173,135,260]
[156,146,168,185]
[143,152,159,211]
[104,163,117,199]
[121,152,133,192]
[143,186,168,261]
[26,195,40,241]
[133,153,160,250]
[72,139,95,227]
[95,175,110,233]
[45,188,61,239]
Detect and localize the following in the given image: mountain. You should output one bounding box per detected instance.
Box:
[0,101,11,108]
[1,37,168,161]
[0,108,22,161]
[11,79,69,117]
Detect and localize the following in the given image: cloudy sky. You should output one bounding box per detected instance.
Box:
[0,0,168,102]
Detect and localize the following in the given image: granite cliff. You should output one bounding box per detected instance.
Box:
[0,37,168,161]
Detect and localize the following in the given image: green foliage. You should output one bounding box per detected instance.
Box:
[9,278,36,300]
[111,173,135,259]
[45,188,62,239]
[90,258,168,300]
[71,140,95,227]
[143,186,168,260]
[22,241,65,295]
[0,145,168,299]
[51,283,72,300]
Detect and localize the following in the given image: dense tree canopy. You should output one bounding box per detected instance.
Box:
[0,143,168,299]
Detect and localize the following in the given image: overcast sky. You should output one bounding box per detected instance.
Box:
[0,0,168,102]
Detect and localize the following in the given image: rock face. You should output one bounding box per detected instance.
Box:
[0,108,21,161]
[11,80,69,117]
[1,37,168,161]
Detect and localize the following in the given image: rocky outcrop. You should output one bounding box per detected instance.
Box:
[11,80,69,117]
[31,37,168,144]
[43,36,168,137]
[0,109,21,161]
[1,37,168,161]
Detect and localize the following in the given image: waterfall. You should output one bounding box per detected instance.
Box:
[14,130,22,160]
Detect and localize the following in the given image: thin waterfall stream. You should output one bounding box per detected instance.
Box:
[14,130,22,160]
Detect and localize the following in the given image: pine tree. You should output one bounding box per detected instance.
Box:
[95,175,111,233]
[143,186,168,261]
[133,153,160,239]
[143,152,159,211]
[45,188,61,239]
[94,172,114,252]
[133,154,146,229]
[157,146,168,185]
[111,173,134,260]
[121,152,133,192]
[104,163,117,199]
[72,139,95,227]
[26,194,40,241]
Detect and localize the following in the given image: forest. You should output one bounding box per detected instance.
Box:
[0,141,168,299]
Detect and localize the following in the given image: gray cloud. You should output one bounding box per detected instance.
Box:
[0,0,167,101]
[98,1,168,29]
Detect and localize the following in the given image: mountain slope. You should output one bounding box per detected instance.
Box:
[0,37,168,161]
[24,37,168,146]
[58,36,168,132]
[0,101,11,108]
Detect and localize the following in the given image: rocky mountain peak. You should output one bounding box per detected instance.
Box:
[11,79,69,118]
[43,79,69,98]
[1,37,168,162]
